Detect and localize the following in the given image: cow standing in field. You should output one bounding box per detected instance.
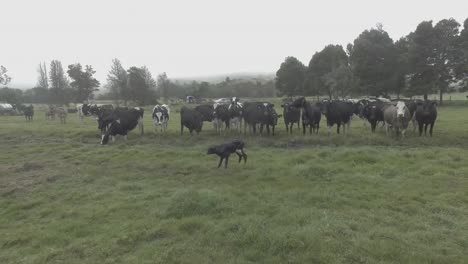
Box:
[229,97,243,133]
[152,104,170,133]
[415,101,437,137]
[320,101,354,135]
[213,103,230,134]
[180,106,203,135]
[383,101,411,138]
[99,107,144,144]
[281,101,301,134]
[292,97,321,135]
[259,103,281,136]
[45,106,56,120]
[194,104,215,123]
[55,107,67,124]
[23,105,34,121]
[207,140,247,168]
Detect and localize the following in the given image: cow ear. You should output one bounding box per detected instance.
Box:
[280,104,284,107]
[270,104,275,107]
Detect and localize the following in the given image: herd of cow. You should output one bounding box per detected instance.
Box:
[14,96,438,145]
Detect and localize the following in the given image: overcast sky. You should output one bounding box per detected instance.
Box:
[2,0,467,88]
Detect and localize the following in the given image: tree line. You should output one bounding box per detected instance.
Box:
[276,18,468,103]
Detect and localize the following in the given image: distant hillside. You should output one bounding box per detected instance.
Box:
[172,72,275,84]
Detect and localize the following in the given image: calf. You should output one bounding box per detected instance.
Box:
[281,101,301,134]
[23,105,34,121]
[362,100,388,133]
[152,104,170,133]
[207,140,247,168]
[180,106,203,135]
[415,101,437,137]
[100,107,145,144]
[383,101,411,138]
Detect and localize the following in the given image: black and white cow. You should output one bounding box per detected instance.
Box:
[281,101,301,134]
[228,97,243,132]
[23,105,34,121]
[99,107,144,144]
[415,100,437,137]
[180,106,203,135]
[320,100,355,135]
[207,140,247,168]
[152,104,170,133]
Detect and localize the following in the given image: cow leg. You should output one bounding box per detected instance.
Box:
[235,152,243,163]
[272,125,275,136]
[429,122,434,137]
[347,122,350,134]
[418,122,423,136]
[285,122,289,133]
[386,123,389,136]
[224,155,229,169]
[218,157,224,168]
[302,123,306,135]
[180,123,184,135]
[337,124,340,134]
[266,125,270,135]
[424,124,428,136]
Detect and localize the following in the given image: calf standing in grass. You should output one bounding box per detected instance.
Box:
[384,101,411,138]
[207,140,247,168]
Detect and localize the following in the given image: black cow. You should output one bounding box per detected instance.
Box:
[292,97,322,135]
[207,140,247,168]
[243,102,280,135]
[242,102,264,134]
[320,101,355,135]
[23,105,34,121]
[99,107,144,144]
[194,104,215,122]
[213,103,230,133]
[180,106,203,135]
[260,103,280,136]
[281,101,300,134]
[361,100,388,132]
[415,101,437,136]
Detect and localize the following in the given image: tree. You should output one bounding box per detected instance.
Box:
[157,72,170,101]
[348,26,398,96]
[323,64,356,99]
[49,60,71,105]
[0,88,22,104]
[394,36,411,98]
[106,58,129,105]
[433,18,462,104]
[37,62,49,89]
[275,56,306,97]
[307,45,349,99]
[407,19,462,103]
[459,18,468,88]
[127,66,156,105]
[0,66,12,86]
[67,63,100,103]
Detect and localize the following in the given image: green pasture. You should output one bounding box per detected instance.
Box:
[1,102,468,263]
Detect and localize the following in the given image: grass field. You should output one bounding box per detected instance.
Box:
[1,101,468,263]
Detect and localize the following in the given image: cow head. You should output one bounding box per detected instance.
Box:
[396,101,408,118]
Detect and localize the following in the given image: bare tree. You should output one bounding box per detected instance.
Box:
[37,62,49,89]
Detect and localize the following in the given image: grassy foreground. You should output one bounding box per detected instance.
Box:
[1,103,468,263]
